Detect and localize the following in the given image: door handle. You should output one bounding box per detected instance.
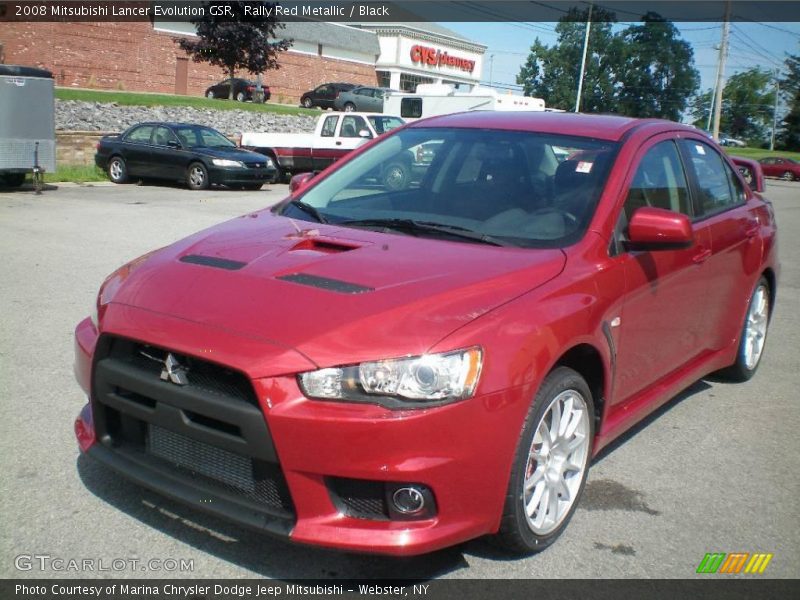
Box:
[693,247,712,264]
[335,141,342,146]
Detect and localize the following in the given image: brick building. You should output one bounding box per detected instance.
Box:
[0,20,484,103]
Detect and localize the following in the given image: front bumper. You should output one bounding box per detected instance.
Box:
[74,314,529,555]
[208,165,278,186]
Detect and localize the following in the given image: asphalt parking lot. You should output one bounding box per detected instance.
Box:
[1,179,798,579]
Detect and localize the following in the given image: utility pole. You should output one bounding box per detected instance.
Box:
[575,2,593,113]
[712,0,732,141]
[488,54,495,88]
[771,71,780,151]
[707,45,721,131]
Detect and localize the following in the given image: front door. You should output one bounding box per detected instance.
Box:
[612,137,713,405]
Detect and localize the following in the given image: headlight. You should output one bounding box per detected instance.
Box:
[212,158,245,168]
[299,347,483,408]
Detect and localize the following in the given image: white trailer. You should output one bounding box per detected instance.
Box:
[383,85,545,121]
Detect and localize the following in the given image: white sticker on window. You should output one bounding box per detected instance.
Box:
[576,161,593,174]
[695,145,706,155]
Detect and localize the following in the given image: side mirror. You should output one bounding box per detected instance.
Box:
[358,129,373,139]
[627,207,693,250]
[729,156,765,193]
[290,172,315,193]
[166,140,181,149]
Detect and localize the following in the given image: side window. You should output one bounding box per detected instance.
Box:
[340,115,367,138]
[320,116,338,138]
[316,85,331,96]
[624,141,691,221]
[401,97,422,119]
[680,140,741,216]
[126,125,154,144]
[153,126,178,147]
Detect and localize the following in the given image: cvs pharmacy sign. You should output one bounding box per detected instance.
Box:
[410,45,476,73]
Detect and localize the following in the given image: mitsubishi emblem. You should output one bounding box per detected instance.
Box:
[160,353,189,385]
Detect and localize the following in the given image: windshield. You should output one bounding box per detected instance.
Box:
[282,127,618,248]
[368,116,405,135]
[173,126,236,149]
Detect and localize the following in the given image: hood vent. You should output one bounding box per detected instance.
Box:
[180,254,247,271]
[289,238,360,254]
[277,273,373,294]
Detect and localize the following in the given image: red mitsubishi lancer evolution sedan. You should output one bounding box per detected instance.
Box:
[74,112,777,556]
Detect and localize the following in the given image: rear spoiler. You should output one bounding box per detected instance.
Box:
[729,156,765,193]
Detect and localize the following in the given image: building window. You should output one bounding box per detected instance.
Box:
[377,71,391,88]
[400,73,434,92]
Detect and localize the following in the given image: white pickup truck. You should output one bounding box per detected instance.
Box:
[240,112,405,181]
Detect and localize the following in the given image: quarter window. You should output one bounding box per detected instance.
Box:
[624,141,691,220]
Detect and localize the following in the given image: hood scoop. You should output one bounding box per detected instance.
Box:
[288,238,361,254]
[180,254,247,271]
[277,273,374,294]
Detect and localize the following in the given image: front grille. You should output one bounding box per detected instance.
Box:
[110,338,257,407]
[91,334,295,523]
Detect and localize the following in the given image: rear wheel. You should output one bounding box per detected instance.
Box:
[781,171,794,181]
[719,277,770,382]
[186,162,210,190]
[107,156,128,184]
[344,102,356,112]
[382,162,409,191]
[302,97,313,108]
[494,367,594,554]
[236,91,246,102]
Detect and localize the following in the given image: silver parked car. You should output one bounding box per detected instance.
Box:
[334,87,397,113]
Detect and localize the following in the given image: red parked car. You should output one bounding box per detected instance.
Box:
[758,156,800,181]
[74,112,777,556]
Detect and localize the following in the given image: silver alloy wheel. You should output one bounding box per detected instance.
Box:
[188,165,205,188]
[303,97,313,108]
[384,165,405,189]
[345,103,355,112]
[109,159,123,181]
[206,90,214,99]
[744,284,769,370]
[236,91,246,102]
[523,389,590,535]
[782,171,794,181]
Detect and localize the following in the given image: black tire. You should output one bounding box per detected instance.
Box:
[494,366,595,554]
[781,171,794,181]
[107,156,128,184]
[344,102,356,112]
[236,91,246,102]
[302,97,313,109]
[206,90,215,99]
[718,277,771,382]
[2,172,26,187]
[186,162,210,190]
[382,161,409,191]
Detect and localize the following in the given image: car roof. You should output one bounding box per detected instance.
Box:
[128,122,218,130]
[409,111,696,142]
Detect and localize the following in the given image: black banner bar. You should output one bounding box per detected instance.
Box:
[3,1,800,23]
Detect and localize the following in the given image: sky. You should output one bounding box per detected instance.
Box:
[442,20,800,117]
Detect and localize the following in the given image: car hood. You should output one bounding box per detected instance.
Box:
[191,147,266,162]
[110,210,566,370]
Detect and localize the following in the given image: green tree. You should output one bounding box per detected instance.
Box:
[615,13,699,121]
[778,52,800,150]
[516,6,620,112]
[177,1,291,100]
[692,68,776,144]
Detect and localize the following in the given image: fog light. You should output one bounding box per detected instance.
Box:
[392,486,426,514]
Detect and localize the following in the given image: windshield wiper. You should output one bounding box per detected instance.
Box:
[339,218,512,247]
[285,200,329,224]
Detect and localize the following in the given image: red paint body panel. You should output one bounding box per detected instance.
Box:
[74,112,779,555]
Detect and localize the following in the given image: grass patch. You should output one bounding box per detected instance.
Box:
[44,164,108,183]
[723,147,800,161]
[56,88,318,117]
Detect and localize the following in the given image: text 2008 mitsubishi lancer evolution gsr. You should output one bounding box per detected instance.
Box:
[74,112,777,556]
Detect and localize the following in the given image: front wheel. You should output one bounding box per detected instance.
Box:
[382,162,409,191]
[206,90,215,99]
[107,156,128,184]
[236,91,246,102]
[781,171,794,181]
[344,102,356,112]
[719,277,770,381]
[494,367,594,554]
[302,97,313,108]
[186,162,210,190]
